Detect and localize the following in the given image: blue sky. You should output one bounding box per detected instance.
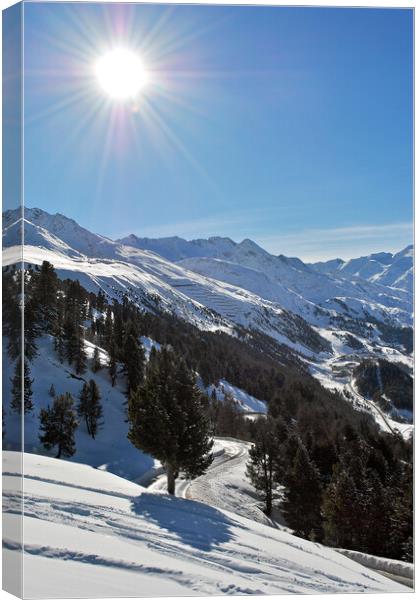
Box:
[21,3,413,261]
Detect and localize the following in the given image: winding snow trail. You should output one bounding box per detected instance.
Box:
[148,438,277,527]
[349,378,396,435]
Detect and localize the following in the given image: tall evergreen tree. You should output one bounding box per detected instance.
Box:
[39,393,78,458]
[322,464,359,549]
[108,341,118,386]
[24,297,39,360]
[10,358,34,414]
[122,324,145,395]
[78,379,103,439]
[387,463,413,560]
[3,270,21,360]
[64,322,87,375]
[128,347,213,494]
[246,417,279,515]
[91,346,101,372]
[282,440,323,540]
[32,260,58,332]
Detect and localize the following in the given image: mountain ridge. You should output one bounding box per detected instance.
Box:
[2,206,414,433]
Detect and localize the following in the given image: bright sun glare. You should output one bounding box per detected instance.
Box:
[95,48,149,100]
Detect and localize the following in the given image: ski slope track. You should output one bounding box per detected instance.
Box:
[2,451,410,597]
[148,438,275,526]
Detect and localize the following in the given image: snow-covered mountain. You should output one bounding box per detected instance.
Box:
[2,207,414,430]
[311,245,413,293]
[118,225,413,324]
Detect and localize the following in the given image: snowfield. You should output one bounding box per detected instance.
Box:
[2,451,410,597]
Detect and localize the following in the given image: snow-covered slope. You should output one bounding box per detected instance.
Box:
[3,211,334,356]
[2,207,413,425]
[2,334,267,482]
[311,246,413,292]
[2,335,158,483]
[119,227,412,322]
[3,451,409,597]
[178,255,412,329]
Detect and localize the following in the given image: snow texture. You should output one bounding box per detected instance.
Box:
[3,451,410,597]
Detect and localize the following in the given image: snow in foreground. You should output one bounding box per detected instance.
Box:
[3,452,409,597]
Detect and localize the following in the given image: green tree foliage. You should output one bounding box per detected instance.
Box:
[91,346,101,372]
[31,261,59,332]
[282,440,323,540]
[322,465,359,549]
[207,390,250,439]
[3,267,21,360]
[121,322,145,396]
[78,379,103,439]
[108,341,118,387]
[128,346,213,494]
[10,357,34,414]
[246,417,280,515]
[39,393,78,458]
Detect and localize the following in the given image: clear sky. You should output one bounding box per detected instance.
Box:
[21,2,413,261]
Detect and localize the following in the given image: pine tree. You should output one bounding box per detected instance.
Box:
[54,328,65,363]
[92,346,101,372]
[246,417,279,515]
[39,393,78,458]
[32,260,58,332]
[24,297,39,360]
[4,273,21,360]
[104,307,114,350]
[122,324,145,395]
[128,347,213,494]
[72,325,87,375]
[10,358,34,414]
[322,464,359,549]
[282,440,323,540]
[387,463,413,560]
[49,384,56,398]
[78,380,103,439]
[108,341,118,386]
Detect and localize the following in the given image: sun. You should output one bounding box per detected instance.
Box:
[95,48,149,100]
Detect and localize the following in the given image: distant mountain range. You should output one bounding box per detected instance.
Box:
[118,231,413,293]
[311,246,413,292]
[2,207,413,430]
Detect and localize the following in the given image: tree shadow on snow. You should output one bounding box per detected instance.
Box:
[131,493,235,551]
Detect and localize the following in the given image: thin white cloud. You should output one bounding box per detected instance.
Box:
[257,223,413,261]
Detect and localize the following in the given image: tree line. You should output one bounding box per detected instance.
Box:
[246,413,412,562]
